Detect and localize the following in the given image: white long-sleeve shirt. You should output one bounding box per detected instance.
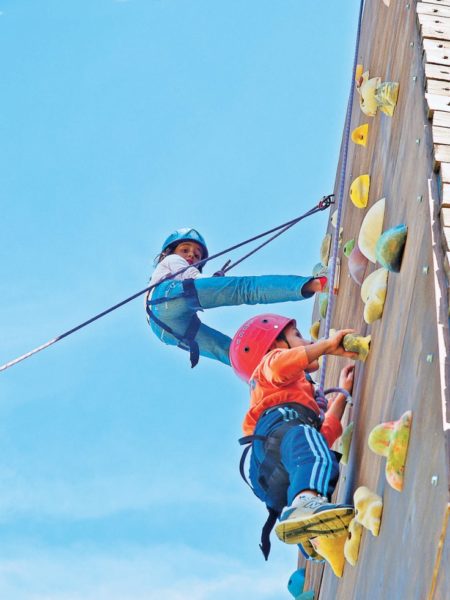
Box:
[149,254,203,287]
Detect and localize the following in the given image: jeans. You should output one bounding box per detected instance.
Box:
[147,274,313,365]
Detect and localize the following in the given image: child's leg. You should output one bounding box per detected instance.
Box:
[193,323,231,365]
[194,275,315,310]
[280,425,340,502]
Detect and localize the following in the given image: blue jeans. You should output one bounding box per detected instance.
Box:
[147,274,313,365]
[249,408,339,513]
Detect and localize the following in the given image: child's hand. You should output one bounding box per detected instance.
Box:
[339,364,355,393]
[326,329,358,358]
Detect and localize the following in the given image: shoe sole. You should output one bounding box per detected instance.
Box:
[275,507,354,544]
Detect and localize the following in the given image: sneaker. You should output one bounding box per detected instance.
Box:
[275,495,354,545]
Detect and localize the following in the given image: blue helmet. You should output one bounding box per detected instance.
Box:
[160,228,208,260]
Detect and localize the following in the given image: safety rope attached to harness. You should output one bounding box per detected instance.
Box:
[0,197,333,373]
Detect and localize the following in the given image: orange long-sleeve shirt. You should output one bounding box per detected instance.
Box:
[242,346,343,448]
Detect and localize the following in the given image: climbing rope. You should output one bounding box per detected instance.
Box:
[0,196,333,373]
[319,0,366,395]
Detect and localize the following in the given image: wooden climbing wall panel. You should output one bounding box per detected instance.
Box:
[300,2,450,599]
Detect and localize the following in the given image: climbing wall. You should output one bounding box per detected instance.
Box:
[299,2,450,599]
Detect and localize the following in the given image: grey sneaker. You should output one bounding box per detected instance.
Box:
[275,495,354,544]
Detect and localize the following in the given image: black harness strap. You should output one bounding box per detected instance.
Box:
[146,279,202,368]
[238,403,322,560]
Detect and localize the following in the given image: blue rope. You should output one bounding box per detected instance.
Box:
[319,0,366,395]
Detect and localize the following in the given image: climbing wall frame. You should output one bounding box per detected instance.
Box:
[299,2,450,599]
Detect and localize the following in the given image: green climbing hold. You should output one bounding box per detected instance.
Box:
[343,239,355,258]
[375,224,407,272]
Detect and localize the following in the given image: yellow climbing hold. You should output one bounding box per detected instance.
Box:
[319,292,328,319]
[344,518,363,566]
[376,82,399,116]
[310,320,321,341]
[311,533,347,578]
[361,268,388,324]
[351,123,369,146]
[358,198,386,263]
[368,411,412,492]
[357,71,381,117]
[339,422,354,465]
[320,233,332,267]
[354,486,383,537]
[343,334,371,361]
[350,174,370,208]
[355,64,364,83]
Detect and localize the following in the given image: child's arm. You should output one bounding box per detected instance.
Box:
[303,329,358,364]
[326,364,355,422]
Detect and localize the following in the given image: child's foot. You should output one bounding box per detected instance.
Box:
[275,495,354,545]
[303,277,328,295]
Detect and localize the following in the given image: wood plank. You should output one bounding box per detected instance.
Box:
[440,162,450,181]
[418,2,450,18]
[427,78,450,94]
[442,183,450,206]
[433,124,450,143]
[440,206,450,226]
[421,22,450,39]
[424,46,450,65]
[426,63,450,81]
[442,225,450,247]
[433,109,450,126]
[424,0,450,7]
[418,12,450,28]
[426,92,450,116]
[435,144,450,168]
[424,37,450,50]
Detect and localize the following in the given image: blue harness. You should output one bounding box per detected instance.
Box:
[146,279,202,368]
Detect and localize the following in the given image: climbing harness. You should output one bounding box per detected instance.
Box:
[145,279,202,368]
[0,196,334,373]
[238,402,323,560]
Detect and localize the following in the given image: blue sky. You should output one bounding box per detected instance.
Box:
[0,1,359,598]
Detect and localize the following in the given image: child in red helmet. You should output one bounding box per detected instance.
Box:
[146,228,327,368]
[231,313,356,560]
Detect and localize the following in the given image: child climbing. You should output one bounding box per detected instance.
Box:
[231,314,356,559]
[146,228,327,367]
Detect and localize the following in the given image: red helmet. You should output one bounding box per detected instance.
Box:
[230,313,295,382]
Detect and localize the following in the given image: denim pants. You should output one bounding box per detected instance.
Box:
[249,407,339,513]
[147,274,313,365]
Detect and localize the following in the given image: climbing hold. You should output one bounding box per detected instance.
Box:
[382,0,391,6]
[356,71,381,116]
[361,268,388,324]
[312,262,328,278]
[354,486,383,536]
[368,411,412,492]
[287,567,315,599]
[344,518,364,566]
[331,210,338,228]
[319,293,328,319]
[358,198,386,263]
[311,532,347,578]
[320,234,332,267]
[376,82,399,116]
[343,333,371,361]
[375,224,408,272]
[348,244,369,286]
[343,239,355,258]
[310,320,321,341]
[355,64,364,83]
[356,71,399,117]
[350,174,370,208]
[339,422,354,465]
[351,123,369,147]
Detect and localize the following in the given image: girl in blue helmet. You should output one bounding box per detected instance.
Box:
[146,227,326,367]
